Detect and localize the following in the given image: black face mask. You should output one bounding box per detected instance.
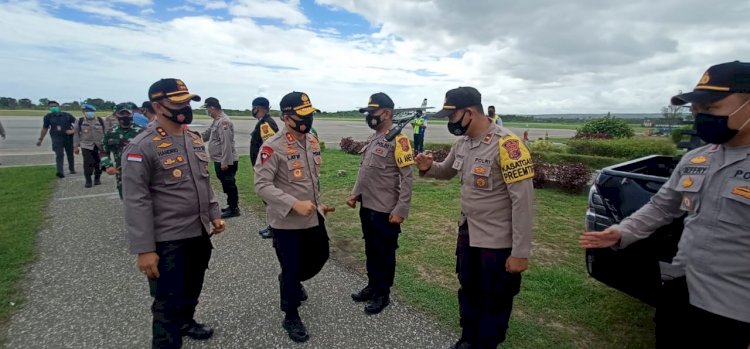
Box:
[366,112,382,130]
[117,116,133,127]
[160,103,193,125]
[448,111,472,136]
[288,114,313,134]
[252,107,260,118]
[695,100,750,144]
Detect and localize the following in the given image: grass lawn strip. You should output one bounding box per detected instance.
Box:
[225,151,656,348]
[0,166,56,343]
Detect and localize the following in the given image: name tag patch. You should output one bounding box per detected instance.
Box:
[452,159,463,170]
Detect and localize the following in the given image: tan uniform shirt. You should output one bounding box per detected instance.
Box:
[422,124,534,257]
[254,129,324,230]
[615,143,750,323]
[105,114,118,132]
[203,112,238,167]
[73,117,105,150]
[351,132,414,217]
[122,121,221,254]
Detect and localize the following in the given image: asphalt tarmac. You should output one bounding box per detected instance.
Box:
[0,115,575,166]
[3,166,456,349]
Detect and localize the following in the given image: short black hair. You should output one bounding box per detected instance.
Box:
[141,101,155,113]
[48,100,59,106]
[473,104,485,115]
[488,105,495,109]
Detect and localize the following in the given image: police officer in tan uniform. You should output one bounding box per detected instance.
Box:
[250,96,279,238]
[104,109,119,132]
[201,97,240,218]
[254,91,330,343]
[73,103,105,187]
[346,92,413,314]
[414,87,534,349]
[122,78,226,349]
[580,61,750,349]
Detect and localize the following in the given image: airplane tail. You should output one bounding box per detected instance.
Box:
[421,98,427,108]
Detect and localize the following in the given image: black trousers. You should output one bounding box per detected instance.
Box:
[51,135,75,174]
[413,133,424,153]
[81,146,102,180]
[456,224,521,349]
[656,276,750,349]
[272,216,329,313]
[148,233,213,349]
[213,161,239,209]
[359,207,400,296]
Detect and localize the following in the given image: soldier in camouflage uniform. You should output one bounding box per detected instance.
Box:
[101,102,143,198]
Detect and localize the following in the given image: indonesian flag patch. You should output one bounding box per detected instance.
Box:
[127,153,143,162]
[260,146,273,165]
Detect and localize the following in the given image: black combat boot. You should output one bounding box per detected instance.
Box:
[180,321,214,340]
[258,226,274,239]
[351,286,374,302]
[282,314,309,343]
[449,338,474,349]
[94,174,101,185]
[221,207,241,218]
[364,294,390,315]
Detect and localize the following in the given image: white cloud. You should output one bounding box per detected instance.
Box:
[187,0,228,10]
[228,0,309,26]
[167,5,197,12]
[1,0,749,114]
[48,0,151,26]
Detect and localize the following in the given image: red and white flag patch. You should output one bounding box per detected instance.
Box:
[260,146,273,165]
[127,153,143,162]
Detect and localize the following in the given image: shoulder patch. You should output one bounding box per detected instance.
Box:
[499,135,534,184]
[260,122,276,142]
[260,146,274,165]
[394,134,415,168]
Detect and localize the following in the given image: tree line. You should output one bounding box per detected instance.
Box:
[0,97,119,111]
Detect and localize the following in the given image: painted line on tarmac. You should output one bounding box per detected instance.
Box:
[0,152,55,156]
[0,163,56,168]
[56,192,120,201]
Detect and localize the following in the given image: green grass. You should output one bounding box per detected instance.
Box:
[504,122,652,133]
[534,151,627,169]
[0,166,56,339]
[226,150,655,348]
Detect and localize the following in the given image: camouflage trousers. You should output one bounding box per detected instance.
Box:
[116,172,123,199]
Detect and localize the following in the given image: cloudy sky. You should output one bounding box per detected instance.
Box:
[0,0,749,114]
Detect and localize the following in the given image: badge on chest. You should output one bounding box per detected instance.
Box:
[452,159,463,170]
